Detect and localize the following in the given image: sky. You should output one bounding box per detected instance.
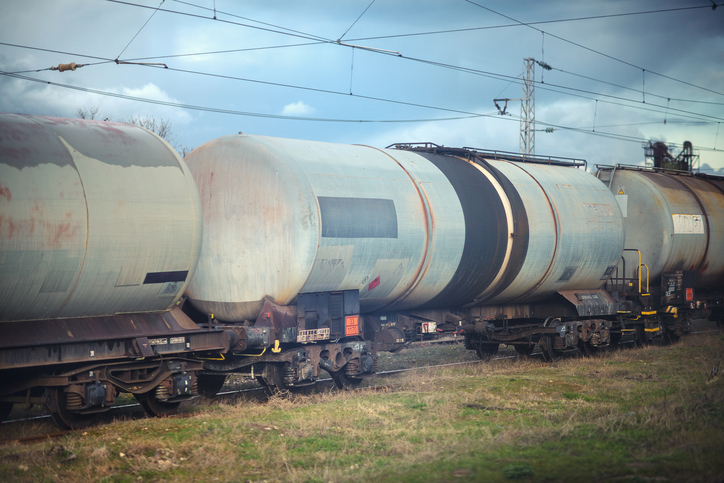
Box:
[1,0,723,173]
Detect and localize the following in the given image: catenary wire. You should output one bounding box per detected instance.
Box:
[106,0,335,45]
[116,0,166,60]
[1,39,720,127]
[101,1,724,119]
[463,0,724,98]
[108,0,724,106]
[338,0,377,40]
[4,71,720,154]
[0,71,496,123]
[3,3,722,151]
[346,4,718,42]
[170,0,330,42]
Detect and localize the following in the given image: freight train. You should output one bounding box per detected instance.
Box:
[1,113,722,428]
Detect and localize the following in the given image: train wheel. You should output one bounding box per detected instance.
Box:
[258,364,300,396]
[540,336,562,362]
[475,343,499,361]
[135,391,180,417]
[197,374,227,398]
[634,325,649,348]
[608,331,622,350]
[513,344,535,357]
[330,370,363,390]
[578,340,600,357]
[663,328,681,345]
[0,402,13,422]
[48,388,93,430]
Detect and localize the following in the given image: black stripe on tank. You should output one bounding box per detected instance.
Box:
[418,154,512,308]
[479,160,529,302]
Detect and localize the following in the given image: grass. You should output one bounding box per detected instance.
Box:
[1,332,723,482]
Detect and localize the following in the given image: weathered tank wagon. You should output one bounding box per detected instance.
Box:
[184,136,722,372]
[3,119,721,429]
[597,165,724,343]
[183,136,625,370]
[0,114,228,428]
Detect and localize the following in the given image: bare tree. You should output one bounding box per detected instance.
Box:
[74,106,193,156]
[76,106,100,120]
[123,115,193,156]
[124,115,173,143]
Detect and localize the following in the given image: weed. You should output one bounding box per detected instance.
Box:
[502,462,535,479]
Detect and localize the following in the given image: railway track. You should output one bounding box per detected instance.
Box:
[1,327,719,443]
[0,355,499,441]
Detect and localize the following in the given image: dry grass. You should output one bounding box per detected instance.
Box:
[1,332,723,482]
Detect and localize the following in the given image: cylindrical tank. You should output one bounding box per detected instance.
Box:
[0,113,202,322]
[185,135,624,322]
[605,167,724,288]
[471,159,625,305]
[184,135,466,321]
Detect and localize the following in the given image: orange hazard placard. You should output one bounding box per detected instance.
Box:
[345,315,359,336]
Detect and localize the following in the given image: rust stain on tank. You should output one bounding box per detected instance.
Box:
[48,222,76,247]
[1,216,17,238]
[0,213,79,247]
[0,185,10,202]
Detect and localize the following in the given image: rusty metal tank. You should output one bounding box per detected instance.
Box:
[184,135,466,321]
[184,135,624,322]
[600,166,724,288]
[0,113,202,322]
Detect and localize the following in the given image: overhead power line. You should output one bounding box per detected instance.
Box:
[102,0,724,112]
[346,4,719,42]
[106,0,331,45]
[103,0,724,113]
[2,71,720,154]
[463,0,724,98]
[161,0,723,104]
[338,0,377,41]
[170,0,330,42]
[0,71,495,123]
[2,37,721,127]
[2,38,721,128]
[552,67,724,107]
[3,3,722,153]
[116,0,166,60]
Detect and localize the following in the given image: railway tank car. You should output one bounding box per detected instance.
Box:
[0,113,229,428]
[183,135,625,372]
[596,163,724,342]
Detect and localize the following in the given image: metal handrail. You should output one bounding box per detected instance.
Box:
[387,143,587,169]
[606,249,648,296]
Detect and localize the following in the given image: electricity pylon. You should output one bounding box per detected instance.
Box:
[520,58,535,156]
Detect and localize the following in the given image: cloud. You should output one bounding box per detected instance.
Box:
[116,84,193,124]
[0,72,192,126]
[700,163,724,175]
[281,101,315,116]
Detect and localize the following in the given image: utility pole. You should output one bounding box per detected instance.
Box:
[494,58,551,156]
[520,58,535,156]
